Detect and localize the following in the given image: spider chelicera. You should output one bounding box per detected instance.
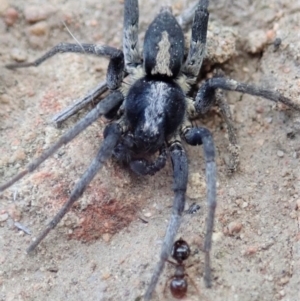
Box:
[1,0,300,300]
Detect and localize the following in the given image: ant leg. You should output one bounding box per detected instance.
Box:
[183,126,217,288]
[26,123,121,253]
[185,273,201,296]
[0,91,123,192]
[144,141,188,300]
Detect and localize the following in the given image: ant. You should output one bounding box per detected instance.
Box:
[165,239,199,299]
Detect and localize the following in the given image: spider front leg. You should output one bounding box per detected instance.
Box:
[0,91,124,192]
[182,0,209,85]
[6,43,124,90]
[26,123,122,253]
[123,0,141,71]
[183,126,217,288]
[144,141,188,301]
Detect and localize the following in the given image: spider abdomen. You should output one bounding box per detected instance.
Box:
[125,77,185,152]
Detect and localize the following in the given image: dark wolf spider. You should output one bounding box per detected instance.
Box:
[1,0,300,300]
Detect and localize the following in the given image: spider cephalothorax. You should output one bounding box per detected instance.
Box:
[2,0,300,300]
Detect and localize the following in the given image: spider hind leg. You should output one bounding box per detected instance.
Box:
[184,126,217,288]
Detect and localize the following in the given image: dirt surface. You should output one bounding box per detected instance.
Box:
[1,0,300,300]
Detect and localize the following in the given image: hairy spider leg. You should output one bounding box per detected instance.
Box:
[123,0,141,70]
[26,123,122,253]
[52,81,108,127]
[0,91,123,192]
[183,126,217,288]
[195,76,300,172]
[144,142,189,301]
[196,77,300,112]
[182,0,209,85]
[6,44,124,90]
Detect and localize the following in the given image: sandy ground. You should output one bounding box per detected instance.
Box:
[1,0,300,300]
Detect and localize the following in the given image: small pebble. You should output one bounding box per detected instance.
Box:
[277,150,284,158]
[243,246,258,256]
[28,21,48,36]
[280,276,289,285]
[226,221,243,235]
[102,233,111,242]
[241,202,248,208]
[212,231,223,242]
[0,213,9,222]
[245,29,268,54]
[143,211,152,218]
[10,47,27,62]
[266,29,276,41]
[265,275,274,282]
[4,7,19,26]
[279,290,285,297]
[0,94,10,104]
[101,272,111,280]
[24,6,48,23]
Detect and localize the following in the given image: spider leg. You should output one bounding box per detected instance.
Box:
[51,81,108,127]
[0,91,123,192]
[130,145,168,176]
[183,126,217,288]
[196,77,300,111]
[123,0,141,71]
[176,1,199,31]
[182,0,209,85]
[215,89,240,173]
[144,141,188,301]
[26,123,122,253]
[6,44,124,90]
